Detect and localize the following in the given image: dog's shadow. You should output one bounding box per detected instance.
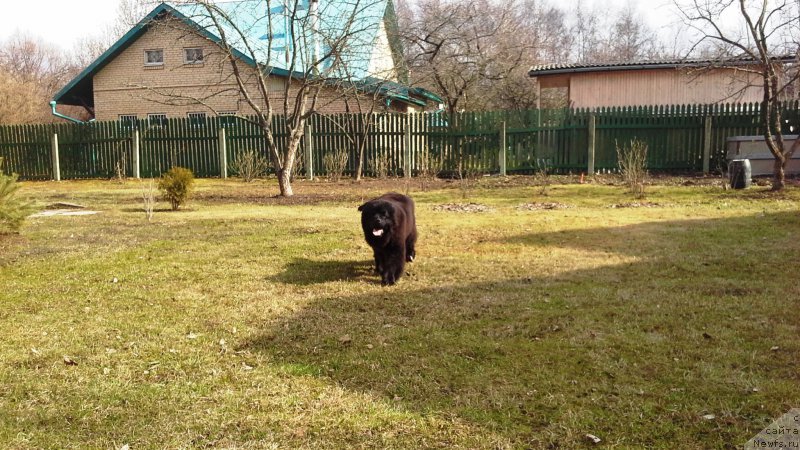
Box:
[270,258,375,285]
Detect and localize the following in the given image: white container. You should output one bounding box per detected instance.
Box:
[726,135,800,176]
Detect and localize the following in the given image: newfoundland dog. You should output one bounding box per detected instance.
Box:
[358,192,417,285]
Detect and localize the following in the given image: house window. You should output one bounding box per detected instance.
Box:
[184,48,204,65]
[218,111,237,127]
[268,77,285,93]
[144,49,164,66]
[148,113,167,127]
[119,115,137,128]
[188,112,206,126]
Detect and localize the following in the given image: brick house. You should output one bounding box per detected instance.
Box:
[53,1,440,123]
[528,57,795,109]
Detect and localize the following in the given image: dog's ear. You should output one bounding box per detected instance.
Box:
[357,203,366,211]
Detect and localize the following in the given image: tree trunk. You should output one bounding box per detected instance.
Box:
[277,131,303,197]
[354,134,364,181]
[277,168,294,196]
[772,156,786,191]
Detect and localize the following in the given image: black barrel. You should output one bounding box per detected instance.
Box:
[729,159,752,189]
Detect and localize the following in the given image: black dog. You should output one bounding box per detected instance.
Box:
[358,192,417,285]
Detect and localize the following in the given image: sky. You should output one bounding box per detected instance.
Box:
[0,0,690,52]
[0,0,122,50]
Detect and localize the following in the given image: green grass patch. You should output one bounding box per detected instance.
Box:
[1,176,799,449]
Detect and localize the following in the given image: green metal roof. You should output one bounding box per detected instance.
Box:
[173,0,384,78]
[54,1,439,110]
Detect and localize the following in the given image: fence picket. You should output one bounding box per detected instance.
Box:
[3,102,794,180]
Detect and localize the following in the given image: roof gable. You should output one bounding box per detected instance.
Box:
[54,1,402,107]
[54,3,203,106]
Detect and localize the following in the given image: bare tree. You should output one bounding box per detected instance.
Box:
[0,69,42,124]
[0,34,85,123]
[340,83,387,181]
[486,0,571,110]
[570,0,603,63]
[606,7,666,61]
[676,0,800,190]
[568,2,666,63]
[143,0,393,196]
[402,0,533,115]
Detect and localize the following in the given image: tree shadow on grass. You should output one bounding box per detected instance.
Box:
[269,257,376,285]
[242,212,800,448]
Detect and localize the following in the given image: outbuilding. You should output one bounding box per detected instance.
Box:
[528,57,795,109]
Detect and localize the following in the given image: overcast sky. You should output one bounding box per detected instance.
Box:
[0,0,121,49]
[0,0,690,52]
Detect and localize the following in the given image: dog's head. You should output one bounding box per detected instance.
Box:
[358,200,395,241]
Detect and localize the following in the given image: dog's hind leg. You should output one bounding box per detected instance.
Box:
[405,230,417,262]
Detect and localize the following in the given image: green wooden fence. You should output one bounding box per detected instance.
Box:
[0,102,795,180]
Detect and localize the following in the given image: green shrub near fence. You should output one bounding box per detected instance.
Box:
[0,102,790,181]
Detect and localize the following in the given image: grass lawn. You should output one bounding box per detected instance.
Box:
[1,175,798,449]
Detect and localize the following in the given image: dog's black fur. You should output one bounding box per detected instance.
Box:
[358,192,417,285]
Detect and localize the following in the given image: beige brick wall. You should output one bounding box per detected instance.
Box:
[93,18,402,121]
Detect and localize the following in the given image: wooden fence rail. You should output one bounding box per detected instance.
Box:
[0,102,794,181]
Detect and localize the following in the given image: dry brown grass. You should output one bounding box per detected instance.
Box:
[1,176,799,449]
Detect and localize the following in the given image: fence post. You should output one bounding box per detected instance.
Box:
[499,121,507,176]
[51,132,61,181]
[218,127,227,179]
[304,123,314,180]
[587,114,596,175]
[703,115,712,174]
[132,129,141,179]
[404,115,412,178]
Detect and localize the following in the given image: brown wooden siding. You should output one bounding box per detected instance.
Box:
[537,68,764,109]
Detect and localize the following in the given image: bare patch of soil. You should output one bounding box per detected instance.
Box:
[195,191,357,206]
[608,201,665,208]
[433,203,494,213]
[516,202,574,211]
[194,178,445,206]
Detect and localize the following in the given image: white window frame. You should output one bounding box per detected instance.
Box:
[188,112,207,127]
[148,113,167,127]
[119,115,137,128]
[183,47,204,65]
[144,49,164,67]
[218,111,237,127]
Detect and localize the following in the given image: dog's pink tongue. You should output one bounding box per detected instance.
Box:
[372,228,384,237]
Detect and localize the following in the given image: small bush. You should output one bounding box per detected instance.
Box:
[369,152,390,179]
[418,149,443,179]
[114,151,127,182]
[158,166,195,211]
[323,149,348,182]
[418,149,443,191]
[141,179,156,222]
[533,158,551,196]
[616,138,648,198]
[0,171,33,233]
[230,149,269,182]
[456,156,480,200]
